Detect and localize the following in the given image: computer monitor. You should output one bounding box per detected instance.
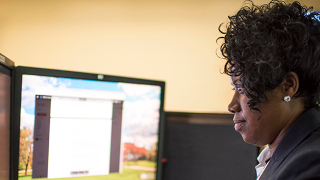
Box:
[0,53,15,180]
[12,66,165,180]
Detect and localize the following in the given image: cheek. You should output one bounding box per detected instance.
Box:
[241,102,260,119]
[242,107,266,133]
[239,94,247,102]
[241,117,269,146]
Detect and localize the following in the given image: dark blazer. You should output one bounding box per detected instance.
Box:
[260,107,320,180]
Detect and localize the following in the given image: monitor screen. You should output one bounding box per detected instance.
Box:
[0,53,14,180]
[12,66,165,180]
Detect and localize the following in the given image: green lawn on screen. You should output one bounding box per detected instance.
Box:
[123,160,156,168]
[18,167,155,180]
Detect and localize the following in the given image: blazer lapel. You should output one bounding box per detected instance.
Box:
[259,107,320,180]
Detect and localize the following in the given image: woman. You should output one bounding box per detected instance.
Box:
[219,0,320,179]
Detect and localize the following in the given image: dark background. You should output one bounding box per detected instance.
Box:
[162,112,258,180]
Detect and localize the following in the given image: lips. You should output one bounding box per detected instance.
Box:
[233,119,246,131]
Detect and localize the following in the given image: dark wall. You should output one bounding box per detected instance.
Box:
[162,112,258,180]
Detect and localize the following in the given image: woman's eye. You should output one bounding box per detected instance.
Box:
[233,86,244,93]
[232,85,244,93]
[238,87,245,94]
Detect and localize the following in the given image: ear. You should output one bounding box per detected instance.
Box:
[283,71,299,97]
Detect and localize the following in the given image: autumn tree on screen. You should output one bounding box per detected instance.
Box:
[19,126,33,175]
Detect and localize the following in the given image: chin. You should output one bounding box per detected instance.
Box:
[244,138,265,147]
[241,134,256,145]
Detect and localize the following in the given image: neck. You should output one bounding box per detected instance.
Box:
[268,101,306,156]
[268,136,282,157]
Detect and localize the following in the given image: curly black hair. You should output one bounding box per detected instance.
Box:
[219,0,320,111]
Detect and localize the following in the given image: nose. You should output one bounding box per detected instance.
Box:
[228,93,241,113]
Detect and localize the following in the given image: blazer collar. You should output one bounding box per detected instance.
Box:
[272,107,320,161]
[260,107,320,179]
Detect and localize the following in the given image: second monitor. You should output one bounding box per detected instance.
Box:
[12,66,165,180]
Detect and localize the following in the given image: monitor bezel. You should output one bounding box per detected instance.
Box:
[12,66,166,180]
[0,53,15,180]
[0,53,15,70]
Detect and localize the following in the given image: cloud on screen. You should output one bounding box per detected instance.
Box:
[20,108,35,128]
[120,83,162,150]
[118,83,161,100]
[20,75,71,129]
[21,75,71,109]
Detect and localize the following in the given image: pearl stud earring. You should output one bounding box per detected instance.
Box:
[284,96,291,102]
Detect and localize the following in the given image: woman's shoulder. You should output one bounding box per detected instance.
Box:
[271,135,320,180]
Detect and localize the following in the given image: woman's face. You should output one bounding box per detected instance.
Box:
[228,76,289,147]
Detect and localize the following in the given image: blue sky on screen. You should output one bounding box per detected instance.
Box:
[22,75,160,113]
[63,78,123,92]
[22,76,122,114]
[21,74,162,145]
